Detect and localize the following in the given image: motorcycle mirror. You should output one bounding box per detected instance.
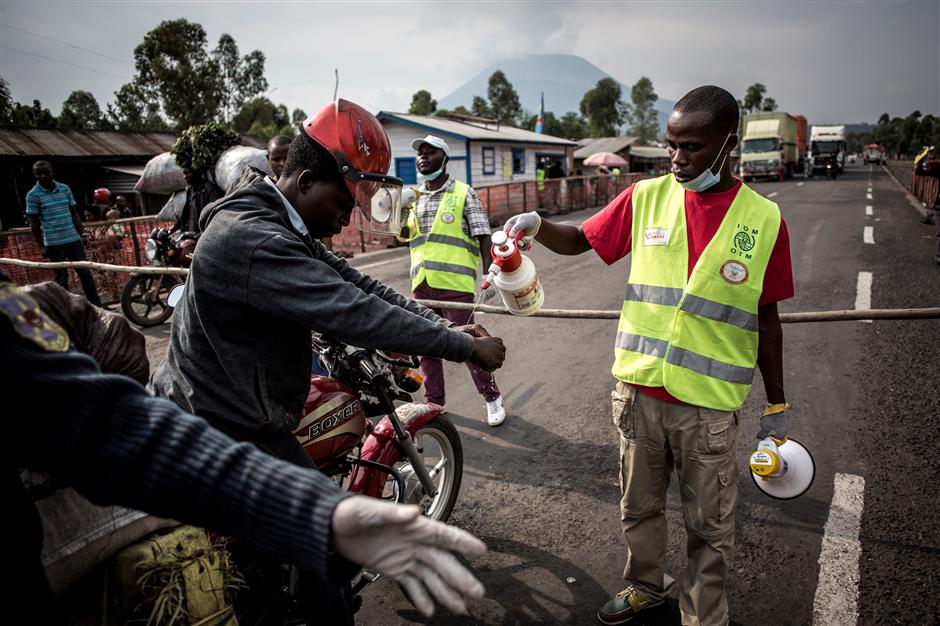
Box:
[167,283,185,308]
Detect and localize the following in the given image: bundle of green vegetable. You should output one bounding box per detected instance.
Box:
[171,122,240,176]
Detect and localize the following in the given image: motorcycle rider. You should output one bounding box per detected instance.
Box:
[2,273,487,622]
[150,100,505,622]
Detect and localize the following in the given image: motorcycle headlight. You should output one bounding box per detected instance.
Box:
[145,238,158,261]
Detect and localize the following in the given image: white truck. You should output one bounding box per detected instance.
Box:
[810,125,846,174]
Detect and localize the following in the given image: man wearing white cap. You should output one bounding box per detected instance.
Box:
[407,135,506,426]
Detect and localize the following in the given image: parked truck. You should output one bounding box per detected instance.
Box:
[811,125,847,174]
[741,112,807,182]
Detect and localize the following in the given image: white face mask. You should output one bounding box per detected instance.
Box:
[416,166,445,183]
[678,133,734,192]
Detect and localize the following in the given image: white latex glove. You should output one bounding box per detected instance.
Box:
[504,211,542,239]
[332,496,487,617]
[480,279,498,304]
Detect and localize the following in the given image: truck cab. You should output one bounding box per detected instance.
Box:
[863,144,886,165]
[740,112,800,182]
[811,125,847,174]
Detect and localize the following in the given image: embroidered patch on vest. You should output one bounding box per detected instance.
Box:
[0,283,70,352]
[441,212,455,224]
[643,227,671,246]
[719,260,749,284]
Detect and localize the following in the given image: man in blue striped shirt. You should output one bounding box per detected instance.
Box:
[26,161,102,306]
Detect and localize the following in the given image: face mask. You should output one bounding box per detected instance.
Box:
[416,166,445,183]
[679,133,733,192]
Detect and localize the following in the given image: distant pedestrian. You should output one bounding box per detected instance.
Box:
[914,148,940,265]
[26,161,102,307]
[172,167,223,235]
[114,195,132,218]
[267,135,292,181]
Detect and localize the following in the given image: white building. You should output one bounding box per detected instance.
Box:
[376,112,576,187]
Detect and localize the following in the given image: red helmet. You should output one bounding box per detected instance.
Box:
[302,99,401,214]
[93,187,111,204]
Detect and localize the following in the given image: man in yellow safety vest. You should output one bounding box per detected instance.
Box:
[408,135,506,426]
[503,86,794,626]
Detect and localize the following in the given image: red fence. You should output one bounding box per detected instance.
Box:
[912,169,939,208]
[0,216,173,303]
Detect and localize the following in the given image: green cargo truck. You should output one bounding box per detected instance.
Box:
[740,112,802,182]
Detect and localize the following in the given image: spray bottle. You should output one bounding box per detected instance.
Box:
[481,230,544,316]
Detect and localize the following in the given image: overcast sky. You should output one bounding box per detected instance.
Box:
[1,1,937,126]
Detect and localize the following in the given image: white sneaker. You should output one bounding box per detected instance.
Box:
[485,396,506,426]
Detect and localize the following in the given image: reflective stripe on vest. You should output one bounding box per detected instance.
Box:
[409,180,480,294]
[612,174,781,411]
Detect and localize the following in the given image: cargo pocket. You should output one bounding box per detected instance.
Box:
[611,383,635,439]
[702,416,733,455]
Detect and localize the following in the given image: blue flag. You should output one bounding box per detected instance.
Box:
[535,92,544,134]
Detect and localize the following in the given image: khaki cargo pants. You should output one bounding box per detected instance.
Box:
[611,381,738,626]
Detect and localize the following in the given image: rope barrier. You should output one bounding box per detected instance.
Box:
[416,300,940,323]
[2,258,937,323]
[0,258,188,276]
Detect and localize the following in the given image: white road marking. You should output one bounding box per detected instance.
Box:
[866,193,873,200]
[796,182,804,187]
[355,256,406,271]
[867,187,872,193]
[767,191,779,198]
[865,205,873,216]
[812,473,865,626]
[855,271,873,324]
[863,226,875,244]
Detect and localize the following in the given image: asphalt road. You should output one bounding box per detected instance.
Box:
[142,163,940,625]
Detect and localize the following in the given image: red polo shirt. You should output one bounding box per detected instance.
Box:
[582,180,794,404]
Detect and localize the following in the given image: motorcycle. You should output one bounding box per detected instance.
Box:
[120,228,195,327]
[825,159,839,180]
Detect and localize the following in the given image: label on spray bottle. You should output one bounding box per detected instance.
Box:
[513,275,542,311]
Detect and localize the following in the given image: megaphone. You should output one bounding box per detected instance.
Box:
[749,438,815,500]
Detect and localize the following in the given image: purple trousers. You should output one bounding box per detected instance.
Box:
[413,283,501,404]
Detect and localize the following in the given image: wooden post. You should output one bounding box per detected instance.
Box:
[130,222,142,266]
[523,181,527,211]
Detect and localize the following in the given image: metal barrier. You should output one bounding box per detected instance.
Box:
[0,216,173,303]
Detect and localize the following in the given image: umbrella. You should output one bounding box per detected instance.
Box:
[583,152,629,168]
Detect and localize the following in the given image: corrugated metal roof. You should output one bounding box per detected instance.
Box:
[378,112,577,147]
[629,145,670,159]
[573,136,637,159]
[0,128,177,158]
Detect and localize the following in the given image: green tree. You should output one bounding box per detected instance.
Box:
[408,90,437,116]
[291,108,307,127]
[10,99,56,129]
[558,112,588,140]
[487,71,522,125]
[742,83,767,113]
[0,76,12,124]
[123,19,266,130]
[433,105,471,118]
[877,112,890,126]
[624,76,659,144]
[58,90,109,130]
[107,83,169,131]
[232,96,293,140]
[580,77,625,137]
[761,97,778,112]
[213,33,268,122]
[470,96,492,118]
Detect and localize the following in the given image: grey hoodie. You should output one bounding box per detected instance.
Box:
[150,169,474,446]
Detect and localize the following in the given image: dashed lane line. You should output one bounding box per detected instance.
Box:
[866,192,873,200]
[863,226,875,244]
[865,205,873,216]
[796,182,804,187]
[767,191,779,198]
[812,473,865,626]
[855,271,873,324]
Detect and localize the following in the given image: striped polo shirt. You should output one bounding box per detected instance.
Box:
[25,181,81,246]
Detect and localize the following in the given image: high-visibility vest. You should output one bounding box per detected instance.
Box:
[612,175,781,411]
[409,180,480,294]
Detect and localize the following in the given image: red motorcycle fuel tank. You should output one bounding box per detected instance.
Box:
[294,376,367,469]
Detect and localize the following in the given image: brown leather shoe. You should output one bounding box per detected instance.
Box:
[596,585,664,625]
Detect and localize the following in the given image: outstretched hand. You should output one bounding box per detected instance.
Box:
[331,496,487,617]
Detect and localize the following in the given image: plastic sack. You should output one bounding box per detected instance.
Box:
[134,152,186,195]
[215,145,272,193]
[156,190,186,222]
